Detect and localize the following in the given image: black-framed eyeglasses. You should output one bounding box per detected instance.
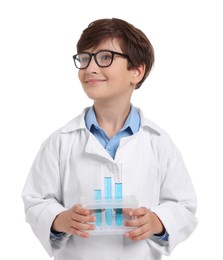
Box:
[73,50,129,69]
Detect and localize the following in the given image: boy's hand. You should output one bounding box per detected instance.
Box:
[52,204,96,238]
[124,207,164,240]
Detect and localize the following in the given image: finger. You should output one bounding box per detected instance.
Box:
[72,210,96,223]
[122,208,133,216]
[72,204,91,216]
[126,230,151,241]
[131,207,149,217]
[125,223,152,240]
[71,220,96,231]
[72,204,96,223]
[69,226,91,238]
[124,213,147,227]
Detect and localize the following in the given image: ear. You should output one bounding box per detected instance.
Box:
[131,63,146,86]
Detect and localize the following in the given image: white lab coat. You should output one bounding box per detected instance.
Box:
[22,107,198,260]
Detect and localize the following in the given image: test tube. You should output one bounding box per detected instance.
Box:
[104,164,112,226]
[94,164,102,226]
[114,164,123,226]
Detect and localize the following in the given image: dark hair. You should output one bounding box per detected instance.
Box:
[76,18,155,89]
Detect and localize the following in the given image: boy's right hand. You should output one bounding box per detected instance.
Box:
[51,204,96,238]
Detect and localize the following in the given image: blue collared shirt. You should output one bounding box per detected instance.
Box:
[85,105,140,159]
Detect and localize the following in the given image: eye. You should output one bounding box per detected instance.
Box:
[98,52,113,62]
[79,54,90,64]
[101,54,112,61]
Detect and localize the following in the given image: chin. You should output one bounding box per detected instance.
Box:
[85,91,101,101]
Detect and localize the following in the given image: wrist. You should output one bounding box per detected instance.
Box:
[52,211,65,233]
[151,211,164,235]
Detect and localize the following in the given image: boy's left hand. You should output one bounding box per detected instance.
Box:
[124,207,164,240]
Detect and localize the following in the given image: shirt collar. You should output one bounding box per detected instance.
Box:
[85,106,98,131]
[85,105,140,134]
[60,106,161,135]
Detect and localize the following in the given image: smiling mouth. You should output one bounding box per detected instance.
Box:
[86,79,106,84]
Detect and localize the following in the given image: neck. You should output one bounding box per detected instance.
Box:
[93,102,131,138]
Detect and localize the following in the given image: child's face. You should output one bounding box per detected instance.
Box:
[78,38,140,105]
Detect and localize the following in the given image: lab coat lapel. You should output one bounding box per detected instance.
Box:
[85,132,114,162]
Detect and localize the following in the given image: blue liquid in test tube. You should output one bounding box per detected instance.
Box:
[115,164,123,226]
[115,183,123,225]
[94,164,102,226]
[104,175,112,226]
[94,190,102,226]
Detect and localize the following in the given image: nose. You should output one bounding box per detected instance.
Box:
[85,55,99,72]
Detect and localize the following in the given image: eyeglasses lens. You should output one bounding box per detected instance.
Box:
[74,51,113,69]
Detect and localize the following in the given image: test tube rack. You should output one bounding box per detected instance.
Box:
[81,195,138,235]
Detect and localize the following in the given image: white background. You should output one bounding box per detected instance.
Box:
[0,0,222,259]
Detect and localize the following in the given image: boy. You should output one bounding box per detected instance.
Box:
[22,18,198,260]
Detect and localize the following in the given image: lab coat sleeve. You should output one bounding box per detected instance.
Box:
[149,136,198,256]
[22,132,70,256]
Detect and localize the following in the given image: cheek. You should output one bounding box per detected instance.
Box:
[78,69,87,83]
[78,70,82,81]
